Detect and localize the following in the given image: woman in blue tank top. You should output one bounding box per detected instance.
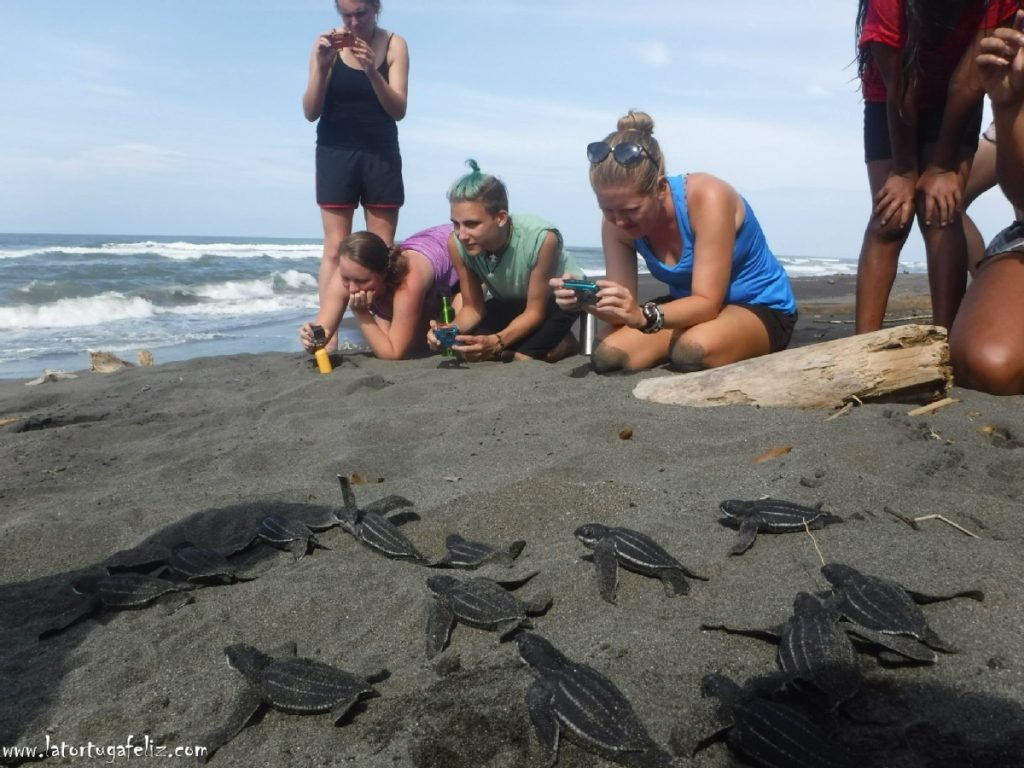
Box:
[553,111,797,374]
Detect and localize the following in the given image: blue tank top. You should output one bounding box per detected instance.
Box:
[634,175,796,315]
[316,35,399,152]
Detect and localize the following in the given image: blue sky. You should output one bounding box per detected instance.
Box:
[0,0,1014,262]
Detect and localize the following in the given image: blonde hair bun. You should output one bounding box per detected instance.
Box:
[616,110,655,138]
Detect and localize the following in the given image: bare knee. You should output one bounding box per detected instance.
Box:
[668,338,708,373]
[868,216,912,243]
[590,342,630,374]
[952,340,1024,395]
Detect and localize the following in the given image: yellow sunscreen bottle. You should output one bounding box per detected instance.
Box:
[311,325,333,374]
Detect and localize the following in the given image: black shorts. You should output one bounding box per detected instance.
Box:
[648,295,797,353]
[736,303,797,353]
[316,145,404,209]
[863,100,982,163]
[475,294,580,359]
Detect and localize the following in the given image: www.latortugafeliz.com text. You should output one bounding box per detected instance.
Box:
[2,735,208,762]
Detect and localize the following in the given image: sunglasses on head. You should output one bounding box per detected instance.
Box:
[586,141,654,166]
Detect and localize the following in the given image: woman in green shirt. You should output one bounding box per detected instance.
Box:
[429,160,583,362]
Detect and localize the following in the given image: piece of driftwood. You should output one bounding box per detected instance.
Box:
[633,324,951,409]
[907,396,958,417]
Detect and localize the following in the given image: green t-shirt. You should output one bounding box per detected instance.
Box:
[456,214,583,300]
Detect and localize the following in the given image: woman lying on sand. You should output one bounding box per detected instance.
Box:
[427,160,582,363]
[299,225,457,359]
[552,111,797,374]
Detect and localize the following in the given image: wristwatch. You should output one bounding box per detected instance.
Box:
[640,301,665,334]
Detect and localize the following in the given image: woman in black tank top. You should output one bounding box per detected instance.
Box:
[302,0,409,348]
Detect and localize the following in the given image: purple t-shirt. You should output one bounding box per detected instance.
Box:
[370,224,457,321]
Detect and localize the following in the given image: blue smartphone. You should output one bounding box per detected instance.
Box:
[562,278,600,305]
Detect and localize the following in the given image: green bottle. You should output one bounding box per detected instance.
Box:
[439,293,455,357]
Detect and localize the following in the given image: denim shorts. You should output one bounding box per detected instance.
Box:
[978,221,1024,270]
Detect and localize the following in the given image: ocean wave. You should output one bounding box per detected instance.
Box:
[0,293,156,330]
[0,274,319,329]
[191,270,317,301]
[162,295,317,318]
[778,257,859,278]
[0,240,323,261]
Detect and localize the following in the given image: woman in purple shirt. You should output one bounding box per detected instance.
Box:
[299,224,457,359]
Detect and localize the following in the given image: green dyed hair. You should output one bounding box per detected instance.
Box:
[446,159,509,215]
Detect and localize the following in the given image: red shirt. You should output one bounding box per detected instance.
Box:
[859,0,1018,106]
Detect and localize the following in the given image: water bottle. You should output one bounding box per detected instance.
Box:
[439,293,455,358]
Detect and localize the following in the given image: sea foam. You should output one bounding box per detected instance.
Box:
[0,293,156,329]
[0,241,323,261]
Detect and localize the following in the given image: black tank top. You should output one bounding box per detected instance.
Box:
[316,34,399,151]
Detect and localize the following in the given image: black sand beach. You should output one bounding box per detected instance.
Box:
[2,273,1023,767]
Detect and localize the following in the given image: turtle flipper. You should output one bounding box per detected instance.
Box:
[905,587,985,604]
[729,521,759,556]
[199,687,265,763]
[496,618,526,640]
[330,691,370,725]
[592,538,620,604]
[506,540,527,562]
[157,591,195,616]
[658,568,690,597]
[525,679,560,768]
[387,510,421,527]
[493,570,540,590]
[842,624,938,663]
[700,622,784,642]
[920,627,959,654]
[425,602,456,659]
[337,474,359,514]
[523,591,553,616]
[38,597,100,640]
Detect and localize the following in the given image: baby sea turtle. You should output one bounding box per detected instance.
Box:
[697,674,856,768]
[202,641,383,762]
[40,571,194,639]
[336,474,427,563]
[168,542,259,584]
[701,593,860,711]
[574,523,706,604]
[776,593,861,709]
[822,563,981,662]
[517,632,671,768]
[719,499,843,555]
[432,533,526,569]
[424,573,551,659]
[255,513,326,559]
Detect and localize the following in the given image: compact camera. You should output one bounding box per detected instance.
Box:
[434,325,460,349]
[327,30,355,49]
[311,324,328,348]
[562,278,600,305]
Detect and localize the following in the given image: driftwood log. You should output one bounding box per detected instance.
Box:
[633,324,952,409]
